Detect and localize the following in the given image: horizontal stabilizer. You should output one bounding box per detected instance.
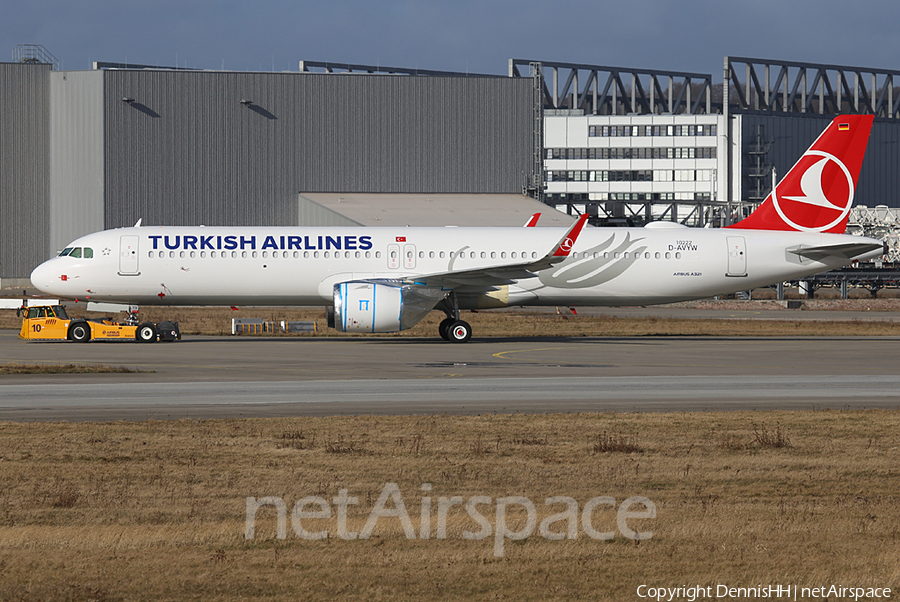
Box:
[787,242,886,262]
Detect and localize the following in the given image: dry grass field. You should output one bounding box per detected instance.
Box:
[141,305,900,338]
[2,301,899,599]
[0,411,898,601]
[5,303,900,339]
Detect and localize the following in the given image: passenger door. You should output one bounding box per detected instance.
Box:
[726,236,747,277]
[119,235,140,275]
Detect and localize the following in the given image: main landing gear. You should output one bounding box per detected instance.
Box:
[437,293,472,343]
[439,317,472,343]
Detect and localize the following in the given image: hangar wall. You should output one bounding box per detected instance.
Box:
[49,70,105,259]
[0,63,50,280]
[100,70,533,231]
[2,66,534,279]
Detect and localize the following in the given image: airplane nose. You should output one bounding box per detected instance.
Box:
[30,260,60,294]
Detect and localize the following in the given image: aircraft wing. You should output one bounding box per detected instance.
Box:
[403,214,589,288]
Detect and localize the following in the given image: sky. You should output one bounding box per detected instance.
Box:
[3,0,899,79]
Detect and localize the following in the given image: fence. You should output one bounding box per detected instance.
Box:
[232,318,317,335]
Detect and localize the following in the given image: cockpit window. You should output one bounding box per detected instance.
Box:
[58,247,92,258]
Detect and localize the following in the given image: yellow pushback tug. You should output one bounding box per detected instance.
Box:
[18,305,180,343]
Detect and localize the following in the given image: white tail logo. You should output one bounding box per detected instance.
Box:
[782,157,846,211]
[772,150,854,233]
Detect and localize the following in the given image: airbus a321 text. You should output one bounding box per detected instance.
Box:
[31,115,886,342]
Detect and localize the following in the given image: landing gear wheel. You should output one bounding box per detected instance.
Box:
[438,318,454,341]
[447,320,472,343]
[69,323,91,343]
[136,323,158,343]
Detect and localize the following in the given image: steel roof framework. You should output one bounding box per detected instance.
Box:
[510,59,713,115]
[724,57,900,119]
[297,60,496,78]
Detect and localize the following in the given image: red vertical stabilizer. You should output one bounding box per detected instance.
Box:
[728,114,874,233]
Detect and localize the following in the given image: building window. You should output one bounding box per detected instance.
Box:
[546,146,715,160]
[581,123,716,139]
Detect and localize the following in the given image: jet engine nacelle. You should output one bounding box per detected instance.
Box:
[332,281,446,333]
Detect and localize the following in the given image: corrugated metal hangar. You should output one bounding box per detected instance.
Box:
[2,48,900,282]
[1,53,536,281]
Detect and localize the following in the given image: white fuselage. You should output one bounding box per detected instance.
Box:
[30,224,884,308]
